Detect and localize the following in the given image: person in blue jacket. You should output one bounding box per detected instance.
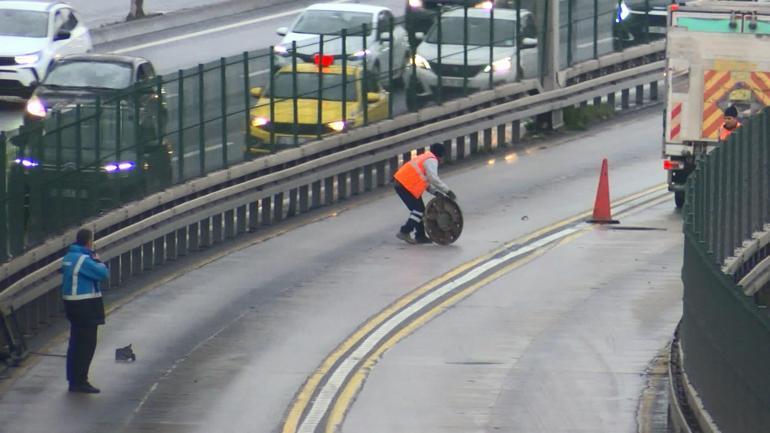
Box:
[61,228,108,393]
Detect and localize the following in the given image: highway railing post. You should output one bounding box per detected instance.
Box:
[291,40,298,147]
[220,57,228,167]
[342,30,348,125]
[177,70,185,179]
[362,23,368,126]
[437,8,443,103]
[269,48,276,151]
[243,52,250,158]
[388,15,394,118]
[317,34,324,141]
[463,5,469,97]
[567,0,573,66]
[516,2,521,81]
[489,6,494,90]
[197,63,205,176]
[0,131,7,263]
[594,0,599,59]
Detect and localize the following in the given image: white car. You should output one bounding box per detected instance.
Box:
[408,7,538,96]
[273,3,410,88]
[0,1,92,101]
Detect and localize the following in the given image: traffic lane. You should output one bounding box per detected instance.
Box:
[0,111,666,433]
[66,0,242,29]
[344,200,682,433]
[99,0,407,74]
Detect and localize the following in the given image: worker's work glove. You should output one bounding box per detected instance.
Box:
[447,190,457,200]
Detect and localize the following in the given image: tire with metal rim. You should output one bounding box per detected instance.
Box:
[424,196,464,245]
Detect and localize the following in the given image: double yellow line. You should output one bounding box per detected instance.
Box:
[282,184,668,433]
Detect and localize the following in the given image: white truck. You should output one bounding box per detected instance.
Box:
[663,0,770,207]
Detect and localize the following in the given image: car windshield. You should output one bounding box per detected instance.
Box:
[267,72,358,101]
[44,61,133,89]
[292,10,373,35]
[425,17,517,46]
[0,9,48,37]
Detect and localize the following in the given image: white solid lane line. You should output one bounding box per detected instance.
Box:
[112,0,349,54]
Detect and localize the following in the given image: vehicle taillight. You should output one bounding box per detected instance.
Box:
[314,54,334,68]
[663,160,682,170]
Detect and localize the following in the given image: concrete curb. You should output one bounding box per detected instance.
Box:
[91,0,301,46]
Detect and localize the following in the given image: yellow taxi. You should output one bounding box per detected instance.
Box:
[246,57,390,156]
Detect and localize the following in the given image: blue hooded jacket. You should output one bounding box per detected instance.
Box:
[61,244,108,301]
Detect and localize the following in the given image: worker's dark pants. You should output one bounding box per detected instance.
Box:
[395,183,427,239]
[67,325,98,385]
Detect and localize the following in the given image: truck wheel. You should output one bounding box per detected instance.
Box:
[674,191,685,209]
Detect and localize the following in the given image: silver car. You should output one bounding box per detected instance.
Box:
[273,3,411,88]
[408,7,538,96]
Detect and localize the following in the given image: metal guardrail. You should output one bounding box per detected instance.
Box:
[0,49,664,360]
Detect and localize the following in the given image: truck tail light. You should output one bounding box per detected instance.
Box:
[663,160,682,170]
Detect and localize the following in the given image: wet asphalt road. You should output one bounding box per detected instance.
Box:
[0,108,681,433]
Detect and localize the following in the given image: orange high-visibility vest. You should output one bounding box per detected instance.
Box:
[719,121,741,141]
[394,151,436,198]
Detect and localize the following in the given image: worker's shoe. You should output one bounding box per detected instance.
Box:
[396,231,416,244]
[69,382,100,394]
[414,236,432,244]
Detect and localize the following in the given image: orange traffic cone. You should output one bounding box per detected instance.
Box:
[588,158,619,224]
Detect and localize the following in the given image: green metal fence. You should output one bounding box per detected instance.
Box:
[684,108,770,266]
[680,108,770,432]
[0,2,664,262]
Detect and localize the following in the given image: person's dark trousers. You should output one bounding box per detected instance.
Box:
[66,324,98,385]
[64,297,105,386]
[394,182,427,239]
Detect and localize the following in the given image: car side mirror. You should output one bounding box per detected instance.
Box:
[380,32,391,42]
[521,37,537,49]
[367,92,381,103]
[54,29,71,41]
[250,87,263,98]
[277,27,289,36]
[414,32,425,42]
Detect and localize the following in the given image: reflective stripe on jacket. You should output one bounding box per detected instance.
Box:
[719,121,741,141]
[393,151,436,198]
[61,244,108,301]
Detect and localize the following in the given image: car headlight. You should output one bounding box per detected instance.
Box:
[474,1,494,10]
[409,54,431,70]
[252,116,270,128]
[349,49,371,60]
[26,96,47,118]
[483,57,512,73]
[15,52,40,65]
[273,45,290,57]
[616,1,631,23]
[408,0,424,9]
[327,121,346,132]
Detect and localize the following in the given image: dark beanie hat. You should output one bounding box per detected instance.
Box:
[430,143,445,158]
[724,105,738,118]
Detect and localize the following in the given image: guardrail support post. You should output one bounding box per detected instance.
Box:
[484,128,492,153]
[177,227,189,256]
[497,124,507,148]
[325,177,335,205]
[236,206,247,235]
[621,88,630,109]
[377,161,387,187]
[287,189,298,217]
[273,193,284,223]
[154,238,165,266]
[364,164,373,192]
[312,180,322,209]
[511,120,520,146]
[212,214,224,243]
[351,168,361,195]
[248,202,259,231]
[131,247,143,275]
[261,197,272,226]
[337,173,348,201]
[299,185,310,213]
[166,232,178,260]
[225,209,236,238]
[470,132,479,155]
[142,243,153,271]
[607,91,616,111]
[635,85,644,106]
[457,136,466,160]
[650,81,658,101]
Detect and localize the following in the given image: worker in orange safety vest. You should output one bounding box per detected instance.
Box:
[393,143,455,244]
[718,105,742,142]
